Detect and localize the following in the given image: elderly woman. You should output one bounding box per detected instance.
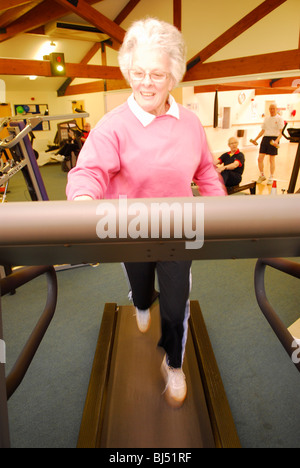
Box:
[67,18,226,408]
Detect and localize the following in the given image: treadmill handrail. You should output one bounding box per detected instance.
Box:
[0,195,299,245]
[282,121,289,141]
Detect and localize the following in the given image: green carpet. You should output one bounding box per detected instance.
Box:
[1,163,300,448]
[2,163,68,202]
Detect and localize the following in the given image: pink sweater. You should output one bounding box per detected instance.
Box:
[66,100,226,200]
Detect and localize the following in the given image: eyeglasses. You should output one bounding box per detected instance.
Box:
[129,69,169,83]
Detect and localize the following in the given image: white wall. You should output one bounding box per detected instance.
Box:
[182,86,300,156]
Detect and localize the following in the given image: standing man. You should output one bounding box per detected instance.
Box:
[251,103,284,184]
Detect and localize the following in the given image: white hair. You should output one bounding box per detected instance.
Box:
[118,18,187,86]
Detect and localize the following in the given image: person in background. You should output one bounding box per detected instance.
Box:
[56,128,81,160]
[81,122,91,145]
[216,137,245,189]
[250,103,284,184]
[66,18,226,408]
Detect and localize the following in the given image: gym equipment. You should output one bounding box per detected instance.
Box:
[282,123,300,193]
[77,301,240,448]
[0,195,299,448]
[255,258,300,372]
[0,196,299,265]
[0,111,88,201]
[55,115,88,172]
[0,266,57,448]
[227,181,256,195]
[192,180,256,196]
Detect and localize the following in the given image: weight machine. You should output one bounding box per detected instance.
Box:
[0,111,89,202]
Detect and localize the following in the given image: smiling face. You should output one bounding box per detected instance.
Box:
[129,45,175,116]
[228,138,238,153]
[269,104,277,117]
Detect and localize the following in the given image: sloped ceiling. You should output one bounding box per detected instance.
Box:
[0,0,299,95]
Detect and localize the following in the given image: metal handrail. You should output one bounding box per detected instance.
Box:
[1,266,58,399]
[254,258,300,372]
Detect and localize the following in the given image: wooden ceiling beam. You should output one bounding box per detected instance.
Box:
[61,0,141,95]
[114,0,141,25]
[0,57,123,80]
[173,0,181,31]
[255,88,293,95]
[0,57,50,76]
[184,49,300,82]
[222,79,271,88]
[66,63,123,79]
[64,80,105,95]
[0,0,101,42]
[0,1,43,28]
[0,0,69,42]
[270,77,300,87]
[96,0,140,53]
[194,80,270,93]
[194,84,253,93]
[0,0,34,12]
[0,0,67,41]
[187,0,288,68]
[58,42,101,93]
[194,77,300,94]
[62,79,129,96]
[194,83,295,95]
[53,0,125,44]
[81,42,102,64]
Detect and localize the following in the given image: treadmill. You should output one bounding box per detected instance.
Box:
[1,195,300,448]
[77,301,241,448]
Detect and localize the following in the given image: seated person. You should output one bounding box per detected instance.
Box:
[216,137,245,187]
[57,129,81,157]
[81,123,91,145]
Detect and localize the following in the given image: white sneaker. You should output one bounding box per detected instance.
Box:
[161,356,187,408]
[267,177,274,185]
[257,175,266,184]
[135,308,151,333]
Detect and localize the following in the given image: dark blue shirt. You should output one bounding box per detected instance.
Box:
[218,150,245,175]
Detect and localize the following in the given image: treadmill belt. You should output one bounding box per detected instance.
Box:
[77,301,240,448]
[100,304,215,448]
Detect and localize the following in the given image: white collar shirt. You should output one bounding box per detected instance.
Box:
[127,93,180,127]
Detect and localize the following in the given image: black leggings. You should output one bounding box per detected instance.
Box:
[124,261,192,368]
